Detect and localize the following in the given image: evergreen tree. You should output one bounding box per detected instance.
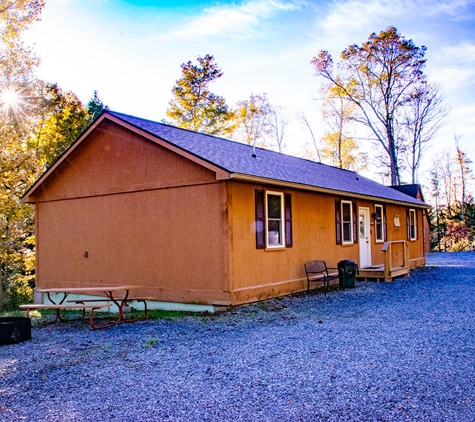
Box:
[166,54,235,136]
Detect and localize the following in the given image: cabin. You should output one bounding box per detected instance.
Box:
[23,111,430,312]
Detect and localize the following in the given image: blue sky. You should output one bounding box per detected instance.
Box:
[25,0,475,183]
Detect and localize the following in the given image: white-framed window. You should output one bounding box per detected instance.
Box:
[266,191,285,248]
[374,204,384,242]
[408,208,417,240]
[341,200,353,244]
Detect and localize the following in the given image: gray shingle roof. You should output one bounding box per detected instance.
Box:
[391,184,423,200]
[109,111,429,207]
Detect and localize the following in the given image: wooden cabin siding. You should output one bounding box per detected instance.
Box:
[409,208,426,267]
[36,183,230,305]
[226,182,426,305]
[33,120,232,305]
[31,120,216,203]
[227,182,362,305]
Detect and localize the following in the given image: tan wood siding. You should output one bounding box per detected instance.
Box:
[33,120,216,202]
[227,182,426,305]
[227,182,359,304]
[37,183,230,305]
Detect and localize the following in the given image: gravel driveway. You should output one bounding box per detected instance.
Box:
[1,252,475,421]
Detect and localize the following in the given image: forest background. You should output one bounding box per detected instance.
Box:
[0,1,473,310]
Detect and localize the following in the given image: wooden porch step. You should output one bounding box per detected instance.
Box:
[357,265,409,282]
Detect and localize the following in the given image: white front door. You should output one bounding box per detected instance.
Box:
[359,207,371,268]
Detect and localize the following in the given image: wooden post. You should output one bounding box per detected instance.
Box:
[403,241,408,269]
[382,242,390,281]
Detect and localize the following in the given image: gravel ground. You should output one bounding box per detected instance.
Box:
[2,252,475,421]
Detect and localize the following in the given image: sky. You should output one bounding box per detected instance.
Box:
[24,0,475,186]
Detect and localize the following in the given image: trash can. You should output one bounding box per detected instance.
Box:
[338,260,358,289]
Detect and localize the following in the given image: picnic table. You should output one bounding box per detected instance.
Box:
[20,285,149,330]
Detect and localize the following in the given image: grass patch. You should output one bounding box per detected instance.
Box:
[0,308,209,325]
[142,337,160,349]
[124,308,211,321]
[0,310,26,318]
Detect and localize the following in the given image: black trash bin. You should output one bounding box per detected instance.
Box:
[338,260,358,289]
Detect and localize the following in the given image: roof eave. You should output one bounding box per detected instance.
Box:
[230,174,431,209]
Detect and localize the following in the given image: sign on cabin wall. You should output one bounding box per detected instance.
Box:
[394,215,400,227]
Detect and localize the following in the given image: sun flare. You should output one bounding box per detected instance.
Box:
[0,87,25,114]
[2,89,19,106]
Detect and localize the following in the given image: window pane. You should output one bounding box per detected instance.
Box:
[375,205,383,241]
[341,202,352,243]
[410,210,416,239]
[343,222,352,242]
[342,203,351,221]
[359,214,365,238]
[268,220,281,245]
[267,195,282,219]
[376,221,382,240]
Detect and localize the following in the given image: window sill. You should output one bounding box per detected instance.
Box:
[265,247,286,252]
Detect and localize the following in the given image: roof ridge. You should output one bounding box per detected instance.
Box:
[108,110,360,175]
[105,110,428,208]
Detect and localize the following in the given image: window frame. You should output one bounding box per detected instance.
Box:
[374,204,384,243]
[265,191,285,248]
[408,208,417,241]
[341,200,353,244]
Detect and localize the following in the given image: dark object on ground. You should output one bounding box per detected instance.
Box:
[338,259,358,288]
[0,317,31,345]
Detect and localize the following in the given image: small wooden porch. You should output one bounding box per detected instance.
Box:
[357,240,410,282]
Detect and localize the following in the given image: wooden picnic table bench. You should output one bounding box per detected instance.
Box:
[23,285,149,330]
[67,297,153,322]
[19,303,112,330]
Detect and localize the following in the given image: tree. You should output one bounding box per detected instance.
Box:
[267,104,288,153]
[455,138,473,222]
[32,85,107,169]
[297,110,322,162]
[0,0,45,310]
[401,83,448,183]
[86,90,107,123]
[312,27,429,185]
[428,145,475,252]
[166,54,235,136]
[32,83,89,168]
[319,83,365,171]
[442,221,472,252]
[0,0,44,43]
[234,94,272,151]
[429,167,443,251]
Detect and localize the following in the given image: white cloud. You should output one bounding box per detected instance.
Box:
[443,42,475,62]
[424,0,474,19]
[161,0,301,40]
[313,0,475,53]
[430,67,475,90]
